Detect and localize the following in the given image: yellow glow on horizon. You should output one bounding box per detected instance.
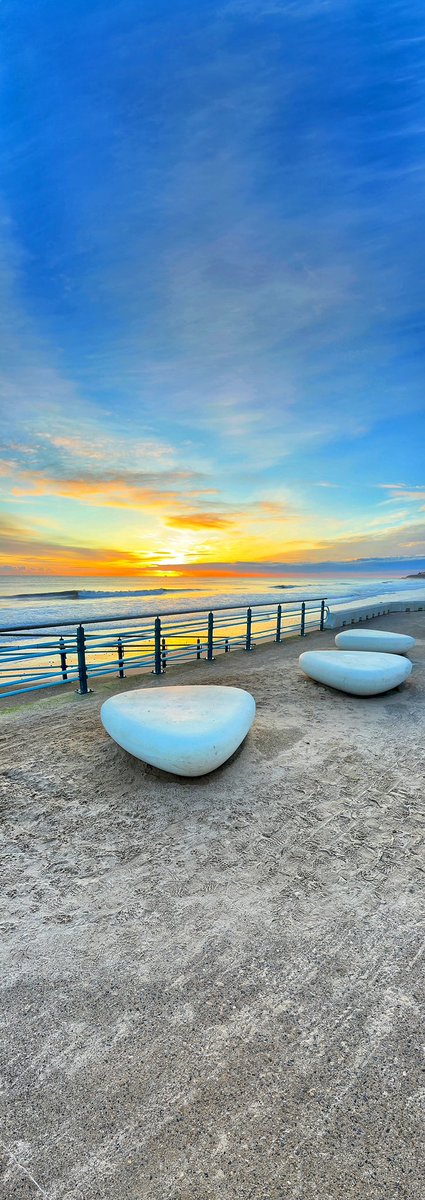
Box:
[155,528,213,566]
[3,459,422,575]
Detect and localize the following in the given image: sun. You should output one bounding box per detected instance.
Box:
[156,529,210,567]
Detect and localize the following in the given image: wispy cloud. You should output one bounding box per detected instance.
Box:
[376,483,425,504]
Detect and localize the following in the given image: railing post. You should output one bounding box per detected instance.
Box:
[196,638,202,660]
[300,602,306,637]
[320,600,325,632]
[154,616,162,675]
[76,624,90,694]
[117,636,125,678]
[161,637,167,671]
[207,611,214,661]
[276,604,282,643]
[59,636,68,681]
[245,606,253,651]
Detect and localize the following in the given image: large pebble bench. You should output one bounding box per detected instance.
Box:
[299,650,412,696]
[101,684,256,776]
[335,629,415,654]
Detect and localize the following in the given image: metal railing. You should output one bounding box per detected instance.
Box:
[0,596,328,699]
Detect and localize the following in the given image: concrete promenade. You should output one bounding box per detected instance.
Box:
[1,611,424,1199]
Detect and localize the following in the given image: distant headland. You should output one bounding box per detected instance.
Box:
[405,572,425,579]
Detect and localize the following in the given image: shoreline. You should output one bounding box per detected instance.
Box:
[1,576,425,632]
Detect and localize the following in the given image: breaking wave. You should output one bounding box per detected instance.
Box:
[5,587,178,602]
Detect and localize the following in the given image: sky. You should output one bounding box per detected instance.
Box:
[0,0,425,577]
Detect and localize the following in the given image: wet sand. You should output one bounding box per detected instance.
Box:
[1,611,424,1199]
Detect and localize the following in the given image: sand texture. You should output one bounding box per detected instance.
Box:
[1,612,425,1199]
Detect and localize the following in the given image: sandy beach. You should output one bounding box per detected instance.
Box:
[1,610,425,1199]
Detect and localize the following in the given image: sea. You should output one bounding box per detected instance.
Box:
[0,570,424,629]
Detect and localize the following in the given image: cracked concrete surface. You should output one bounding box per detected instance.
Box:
[1,612,424,1198]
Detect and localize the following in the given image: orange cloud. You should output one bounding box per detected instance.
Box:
[0,451,213,518]
[256,500,299,520]
[10,471,182,511]
[185,488,220,497]
[166,512,234,530]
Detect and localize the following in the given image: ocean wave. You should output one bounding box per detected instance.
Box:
[5,587,177,602]
[75,588,177,600]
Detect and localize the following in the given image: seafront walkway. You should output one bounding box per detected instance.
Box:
[1,610,424,1198]
[1,586,425,700]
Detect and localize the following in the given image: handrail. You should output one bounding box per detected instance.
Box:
[0,596,328,699]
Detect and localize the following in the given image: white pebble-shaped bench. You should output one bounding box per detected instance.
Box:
[101,684,256,776]
[299,650,412,696]
[335,629,415,654]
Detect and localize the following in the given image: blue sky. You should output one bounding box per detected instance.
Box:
[0,0,424,573]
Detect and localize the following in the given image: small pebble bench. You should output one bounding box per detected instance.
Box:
[101,684,256,776]
[335,629,416,655]
[299,650,413,696]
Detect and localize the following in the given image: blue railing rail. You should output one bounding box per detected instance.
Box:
[0,596,328,699]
